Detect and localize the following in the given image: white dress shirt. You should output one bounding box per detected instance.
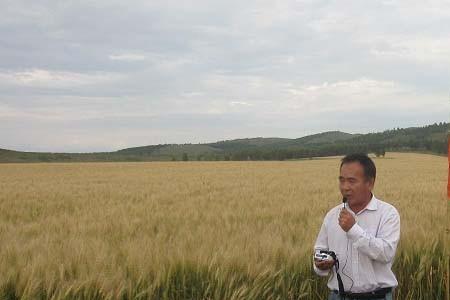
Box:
[313,194,400,293]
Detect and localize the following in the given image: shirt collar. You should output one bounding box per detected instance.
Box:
[365,193,378,210]
[351,193,378,216]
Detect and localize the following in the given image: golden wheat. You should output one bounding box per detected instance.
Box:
[0,152,447,299]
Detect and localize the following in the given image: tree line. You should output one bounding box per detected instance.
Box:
[178,122,448,161]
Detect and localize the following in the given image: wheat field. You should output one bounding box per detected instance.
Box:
[0,152,447,299]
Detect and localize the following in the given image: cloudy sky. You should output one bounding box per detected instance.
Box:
[1,0,449,152]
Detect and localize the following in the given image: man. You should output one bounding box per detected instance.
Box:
[313,153,400,300]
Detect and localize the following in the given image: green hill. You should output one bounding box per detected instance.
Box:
[207,132,354,151]
[293,131,356,145]
[117,144,223,161]
[0,122,447,163]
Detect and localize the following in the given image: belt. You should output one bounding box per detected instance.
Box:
[332,287,392,299]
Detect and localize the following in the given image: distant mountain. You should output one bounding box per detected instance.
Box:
[208,131,354,151]
[117,143,222,156]
[293,131,357,145]
[0,122,447,163]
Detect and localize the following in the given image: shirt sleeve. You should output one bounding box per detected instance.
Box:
[346,207,400,263]
[313,215,331,276]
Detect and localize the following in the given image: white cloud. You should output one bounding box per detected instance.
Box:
[0,69,122,88]
[229,101,252,106]
[109,53,147,61]
[180,91,204,98]
[369,36,450,64]
[283,77,449,116]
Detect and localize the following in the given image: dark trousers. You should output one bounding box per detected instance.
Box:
[328,290,393,300]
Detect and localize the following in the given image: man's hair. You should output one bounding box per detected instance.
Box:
[340,153,376,181]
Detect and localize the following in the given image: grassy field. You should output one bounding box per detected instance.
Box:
[0,152,447,299]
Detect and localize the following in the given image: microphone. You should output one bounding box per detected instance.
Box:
[342,196,347,209]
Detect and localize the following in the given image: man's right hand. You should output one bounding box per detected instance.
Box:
[314,258,335,271]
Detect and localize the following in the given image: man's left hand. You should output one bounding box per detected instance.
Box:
[338,209,355,232]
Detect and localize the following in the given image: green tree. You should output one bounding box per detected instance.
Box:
[182,152,189,161]
[374,148,386,158]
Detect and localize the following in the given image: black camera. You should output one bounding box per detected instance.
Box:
[314,250,337,262]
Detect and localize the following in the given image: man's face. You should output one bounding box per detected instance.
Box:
[339,162,374,206]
